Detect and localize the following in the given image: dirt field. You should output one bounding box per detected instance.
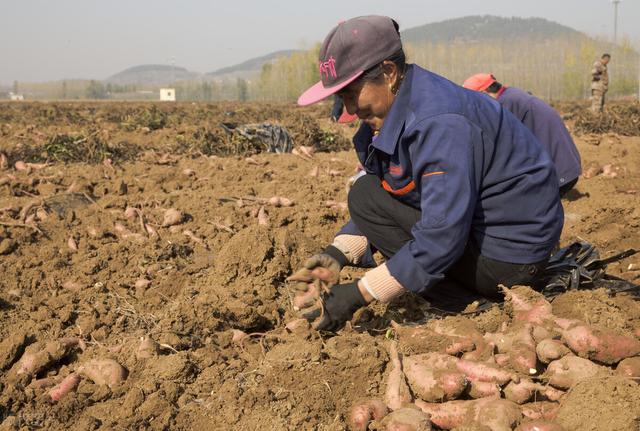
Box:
[0,101,639,431]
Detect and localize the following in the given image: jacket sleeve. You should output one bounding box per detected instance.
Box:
[385,114,479,295]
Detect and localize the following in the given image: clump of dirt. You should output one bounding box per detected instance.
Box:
[556,377,640,431]
[551,289,640,332]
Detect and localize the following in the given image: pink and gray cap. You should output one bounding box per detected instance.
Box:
[297,15,402,106]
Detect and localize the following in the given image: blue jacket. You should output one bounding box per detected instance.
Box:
[338,65,563,296]
[498,87,582,186]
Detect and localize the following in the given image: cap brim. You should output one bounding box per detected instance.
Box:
[337,111,358,123]
[297,71,363,106]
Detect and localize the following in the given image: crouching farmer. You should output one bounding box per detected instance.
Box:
[291,15,563,331]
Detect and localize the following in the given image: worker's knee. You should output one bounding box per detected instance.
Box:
[347,174,381,217]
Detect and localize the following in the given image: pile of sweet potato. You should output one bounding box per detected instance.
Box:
[350,286,640,431]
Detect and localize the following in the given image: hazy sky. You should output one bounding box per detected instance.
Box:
[1,0,638,85]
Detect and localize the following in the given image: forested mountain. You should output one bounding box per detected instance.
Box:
[401,15,582,44]
[105,65,200,86]
[103,50,302,87]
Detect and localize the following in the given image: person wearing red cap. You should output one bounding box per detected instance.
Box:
[289,16,563,331]
[462,74,582,197]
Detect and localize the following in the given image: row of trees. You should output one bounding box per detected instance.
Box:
[7,36,638,102]
[164,35,638,102]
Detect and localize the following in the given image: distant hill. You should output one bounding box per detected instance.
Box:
[207,49,301,77]
[105,50,301,87]
[105,64,201,86]
[401,15,584,44]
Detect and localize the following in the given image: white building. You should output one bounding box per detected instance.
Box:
[9,92,24,101]
[160,88,176,101]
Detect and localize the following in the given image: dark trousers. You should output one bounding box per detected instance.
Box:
[348,174,548,311]
[559,177,578,198]
[330,96,344,121]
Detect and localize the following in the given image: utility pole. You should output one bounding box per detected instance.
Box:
[611,0,622,44]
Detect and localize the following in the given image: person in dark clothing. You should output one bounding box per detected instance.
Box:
[330,95,344,122]
[291,16,563,331]
[463,74,582,197]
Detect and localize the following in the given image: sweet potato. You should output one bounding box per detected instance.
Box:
[455,357,515,384]
[404,352,513,386]
[504,379,565,404]
[385,341,413,410]
[508,325,538,375]
[561,324,640,364]
[516,420,566,431]
[292,284,319,311]
[15,338,84,376]
[520,402,559,421]
[161,208,183,227]
[49,373,81,402]
[403,354,467,402]
[78,358,127,388]
[31,377,56,390]
[391,321,475,355]
[501,286,553,325]
[615,356,640,378]
[380,407,432,431]
[493,353,510,367]
[467,379,501,399]
[349,398,389,431]
[416,398,521,431]
[136,336,160,359]
[483,331,513,353]
[414,399,470,429]
[504,378,540,404]
[545,356,609,389]
[536,339,570,364]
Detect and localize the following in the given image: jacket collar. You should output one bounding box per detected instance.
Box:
[371,64,414,155]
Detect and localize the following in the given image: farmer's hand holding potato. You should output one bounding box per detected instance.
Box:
[288,245,370,330]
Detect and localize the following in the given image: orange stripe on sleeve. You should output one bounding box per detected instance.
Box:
[422,171,445,177]
[381,180,416,196]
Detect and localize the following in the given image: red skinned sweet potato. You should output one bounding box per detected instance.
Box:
[78,358,127,388]
[385,341,413,410]
[508,324,538,375]
[501,286,554,325]
[403,354,467,402]
[416,397,521,431]
[545,355,609,389]
[14,338,85,376]
[467,379,501,399]
[516,419,566,431]
[521,401,560,421]
[561,324,640,364]
[615,356,640,378]
[380,407,432,431]
[349,398,389,431]
[536,339,570,364]
[48,373,81,402]
[455,357,515,384]
[504,378,540,404]
[504,378,566,404]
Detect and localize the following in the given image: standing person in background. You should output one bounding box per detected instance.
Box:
[590,53,610,113]
[463,74,582,197]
